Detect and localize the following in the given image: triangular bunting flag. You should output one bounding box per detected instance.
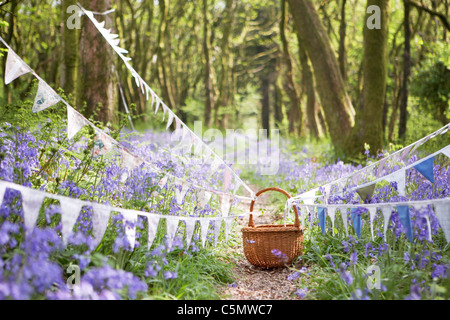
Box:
[434,203,450,243]
[32,80,61,113]
[200,218,211,248]
[385,169,406,196]
[67,106,87,140]
[400,145,413,161]
[413,157,435,183]
[60,198,84,244]
[183,218,197,250]
[175,180,190,205]
[397,206,413,243]
[380,206,393,241]
[92,131,113,160]
[340,208,349,236]
[368,207,377,240]
[21,190,45,234]
[350,208,361,239]
[317,207,326,235]
[91,204,111,246]
[220,194,232,217]
[0,184,5,205]
[327,207,336,235]
[4,49,32,85]
[213,218,222,247]
[146,215,160,249]
[158,175,169,190]
[197,190,212,207]
[122,210,138,249]
[376,158,388,178]
[223,216,234,242]
[165,216,179,247]
[442,145,450,158]
[356,183,376,202]
[166,111,175,130]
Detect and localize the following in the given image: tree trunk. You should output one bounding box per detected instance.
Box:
[77,0,117,126]
[280,0,302,136]
[350,0,390,156]
[338,0,347,84]
[202,0,214,127]
[398,0,411,140]
[287,0,355,155]
[213,0,236,129]
[60,0,78,98]
[297,33,320,140]
[260,76,270,133]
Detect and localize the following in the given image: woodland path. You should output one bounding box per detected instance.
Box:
[217,185,306,300]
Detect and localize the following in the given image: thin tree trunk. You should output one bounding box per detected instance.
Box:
[60,0,78,98]
[297,34,320,140]
[280,0,302,136]
[398,0,411,140]
[338,0,347,84]
[202,0,214,127]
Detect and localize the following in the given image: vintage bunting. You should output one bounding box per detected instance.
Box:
[67,106,88,140]
[4,49,32,85]
[21,190,45,234]
[91,204,111,245]
[32,80,61,113]
[434,203,450,243]
[60,198,84,244]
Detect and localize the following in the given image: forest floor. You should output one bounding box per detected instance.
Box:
[217,185,306,300]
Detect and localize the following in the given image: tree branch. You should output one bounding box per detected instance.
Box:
[408,0,450,31]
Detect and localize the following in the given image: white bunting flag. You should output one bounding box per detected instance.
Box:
[67,106,87,140]
[121,211,137,249]
[384,169,406,196]
[197,190,212,207]
[0,184,5,205]
[22,190,45,234]
[220,194,232,217]
[120,150,143,178]
[4,49,32,85]
[381,206,393,241]
[434,203,450,243]
[32,80,61,113]
[200,218,211,248]
[327,207,337,235]
[183,218,197,250]
[146,215,160,249]
[165,216,179,247]
[158,175,169,190]
[91,204,111,245]
[60,198,84,244]
[175,180,190,205]
[213,218,221,247]
[166,110,175,130]
[376,158,388,178]
[442,145,450,158]
[368,207,377,241]
[223,216,234,242]
[340,208,349,236]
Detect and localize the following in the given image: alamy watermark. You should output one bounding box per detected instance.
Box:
[66,264,81,290]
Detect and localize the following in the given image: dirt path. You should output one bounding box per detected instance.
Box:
[217,186,304,300]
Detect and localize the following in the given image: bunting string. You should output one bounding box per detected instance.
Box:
[0,179,241,249]
[76,4,256,200]
[292,123,450,203]
[0,36,255,217]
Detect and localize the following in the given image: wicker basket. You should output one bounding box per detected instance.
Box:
[242,187,304,268]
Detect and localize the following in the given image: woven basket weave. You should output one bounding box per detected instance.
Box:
[241,187,304,268]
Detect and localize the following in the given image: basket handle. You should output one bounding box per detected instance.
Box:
[248,187,300,228]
